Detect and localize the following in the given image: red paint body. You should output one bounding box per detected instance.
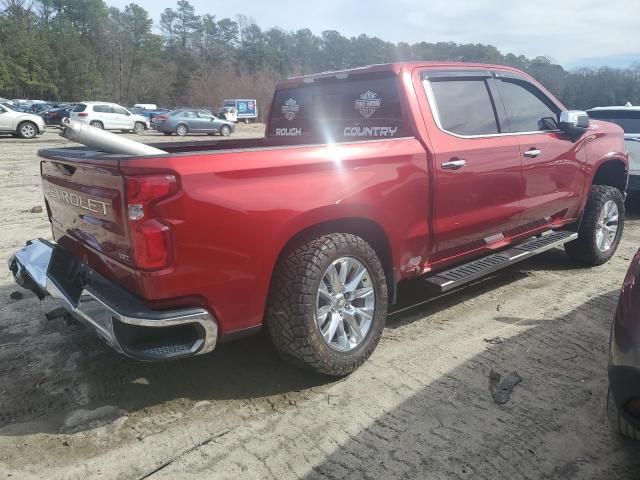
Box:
[39,62,627,339]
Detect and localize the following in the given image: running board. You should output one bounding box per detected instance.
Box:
[425,230,578,292]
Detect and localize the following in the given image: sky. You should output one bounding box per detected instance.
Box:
[106,0,639,69]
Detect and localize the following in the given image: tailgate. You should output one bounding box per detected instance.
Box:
[41,158,131,265]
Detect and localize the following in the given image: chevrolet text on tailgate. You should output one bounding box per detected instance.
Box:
[9,62,628,375]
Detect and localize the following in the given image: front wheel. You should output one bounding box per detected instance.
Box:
[133,122,146,134]
[565,185,625,265]
[17,121,38,139]
[176,124,188,136]
[220,125,231,136]
[266,233,388,376]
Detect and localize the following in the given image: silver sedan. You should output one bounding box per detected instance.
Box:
[155,109,235,137]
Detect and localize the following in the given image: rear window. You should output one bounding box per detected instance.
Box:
[267,74,409,142]
[72,104,87,112]
[588,110,640,134]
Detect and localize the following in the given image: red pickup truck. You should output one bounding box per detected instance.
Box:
[10,62,628,376]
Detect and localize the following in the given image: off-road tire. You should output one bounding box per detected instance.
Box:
[89,120,104,129]
[608,388,640,441]
[564,185,624,265]
[266,233,388,376]
[133,122,146,134]
[17,121,37,139]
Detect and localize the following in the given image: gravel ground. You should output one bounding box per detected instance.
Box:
[0,127,639,479]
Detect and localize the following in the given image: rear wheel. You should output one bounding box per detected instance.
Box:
[176,124,188,136]
[89,120,103,129]
[565,185,624,265]
[266,233,388,376]
[133,122,145,134]
[17,121,37,139]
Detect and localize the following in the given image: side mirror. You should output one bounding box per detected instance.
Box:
[559,110,589,139]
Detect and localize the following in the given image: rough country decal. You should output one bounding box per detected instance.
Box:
[344,126,399,137]
[45,184,111,216]
[282,98,299,121]
[355,91,382,118]
[275,128,302,136]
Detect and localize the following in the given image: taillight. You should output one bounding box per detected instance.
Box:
[156,115,168,122]
[78,112,88,117]
[125,174,177,270]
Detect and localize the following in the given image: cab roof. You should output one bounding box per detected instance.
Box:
[278,61,533,88]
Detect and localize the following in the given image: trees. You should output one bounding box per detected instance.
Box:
[0,0,638,109]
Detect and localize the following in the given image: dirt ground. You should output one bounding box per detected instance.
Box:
[0,126,639,479]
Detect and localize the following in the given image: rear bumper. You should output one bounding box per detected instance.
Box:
[8,239,218,361]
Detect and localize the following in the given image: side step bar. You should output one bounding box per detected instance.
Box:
[425,230,578,292]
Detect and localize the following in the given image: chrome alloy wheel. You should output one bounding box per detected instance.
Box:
[316,256,375,352]
[20,123,36,138]
[596,200,619,252]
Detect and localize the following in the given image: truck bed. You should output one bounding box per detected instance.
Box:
[39,136,337,161]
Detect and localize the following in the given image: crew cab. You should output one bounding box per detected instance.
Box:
[9,62,628,376]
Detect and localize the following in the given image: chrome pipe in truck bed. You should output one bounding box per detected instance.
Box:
[60,118,166,156]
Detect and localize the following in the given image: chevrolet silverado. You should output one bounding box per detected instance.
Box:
[9,62,628,376]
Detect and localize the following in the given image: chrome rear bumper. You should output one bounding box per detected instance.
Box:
[8,239,218,361]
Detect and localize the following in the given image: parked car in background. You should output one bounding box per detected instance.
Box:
[70,102,149,133]
[609,248,640,440]
[588,104,640,193]
[30,103,52,114]
[0,103,46,138]
[133,103,157,110]
[155,109,235,136]
[217,106,237,122]
[4,103,30,113]
[131,107,171,123]
[41,106,73,126]
[223,99,257,123]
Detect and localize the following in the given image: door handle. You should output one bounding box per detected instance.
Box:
[524,148,542,158]
[441,159,466,170]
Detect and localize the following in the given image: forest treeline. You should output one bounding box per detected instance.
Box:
[1,0,639,114]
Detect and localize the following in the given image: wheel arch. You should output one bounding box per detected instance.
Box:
[591,158,628,192]
[16,119,38,134]
[272,217,397,304]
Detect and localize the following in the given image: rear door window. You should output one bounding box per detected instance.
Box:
[428,79,499,136]
[587,110,640,134]
[497,79,559,132]
[268,74,408,141]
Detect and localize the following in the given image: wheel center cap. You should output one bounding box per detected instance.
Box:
[334,294,346,309]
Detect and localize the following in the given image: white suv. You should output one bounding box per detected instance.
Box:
[70,102,149,134]
[0,103,46,138]
[588,104,640,192]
